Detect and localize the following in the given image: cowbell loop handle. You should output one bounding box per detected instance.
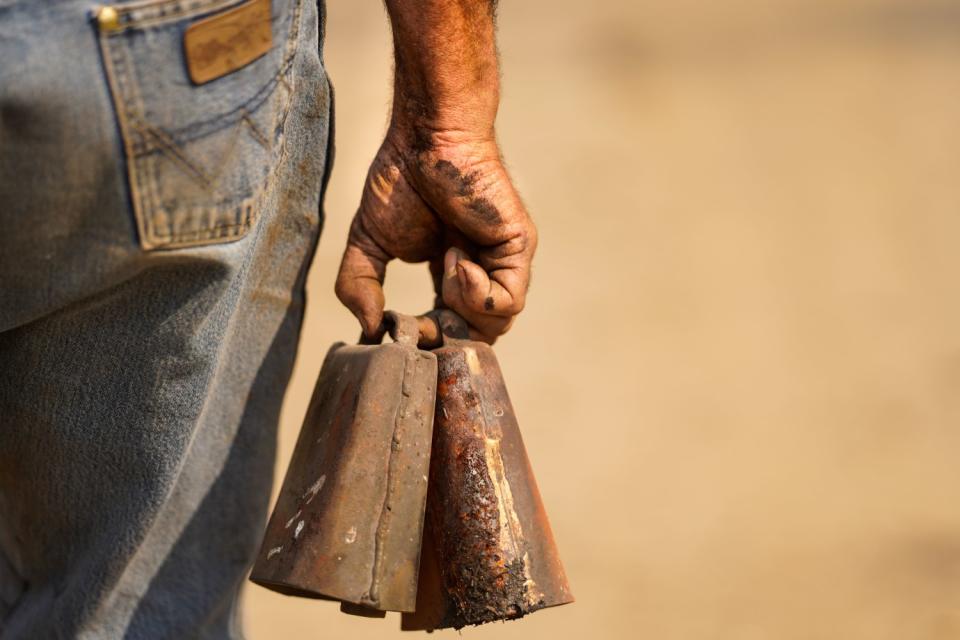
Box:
[384,311,420,346]
[424,309,469,345]
[358,310,421,346]
[412,310,469,348]
[360,310,469,349]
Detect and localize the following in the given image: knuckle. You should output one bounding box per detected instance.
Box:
[346,212,367,239]
[334,276,365,310]
[506,233,530,256]
[526,222,539,252]
[334,278,353,305]
[503,284,526,314]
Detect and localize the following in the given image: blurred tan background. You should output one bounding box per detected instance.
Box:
[245,0,960,638]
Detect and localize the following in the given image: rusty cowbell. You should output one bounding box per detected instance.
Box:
[401,311,574,630]
[250,312,437,613]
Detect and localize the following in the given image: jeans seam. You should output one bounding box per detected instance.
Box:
[107,0,246,33]
[118,37,163,245]
[139,124,214,188]
[99,25,153,248]
[241,111,271,151]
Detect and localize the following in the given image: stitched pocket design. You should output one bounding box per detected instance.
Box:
[97,0,303,249]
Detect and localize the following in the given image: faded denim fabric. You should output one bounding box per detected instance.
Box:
[0,0,332,637]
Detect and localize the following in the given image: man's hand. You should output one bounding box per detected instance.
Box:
[334,131,537,344]
[334,0,536,344]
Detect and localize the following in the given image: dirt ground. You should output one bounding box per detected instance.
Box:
[245,1,960,638]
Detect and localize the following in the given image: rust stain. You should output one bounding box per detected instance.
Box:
[403,320,572,631]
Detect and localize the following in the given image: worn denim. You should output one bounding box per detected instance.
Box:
[0,0,332,637]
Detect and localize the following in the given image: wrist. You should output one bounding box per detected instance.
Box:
[385,115,499,173]
[389,76,499,151]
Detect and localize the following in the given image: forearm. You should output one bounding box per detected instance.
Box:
[384,0,501,145]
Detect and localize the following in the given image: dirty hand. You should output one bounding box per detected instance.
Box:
[334,133,536,344]
[334,0,537,345]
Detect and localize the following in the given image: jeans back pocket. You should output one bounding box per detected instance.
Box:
[96,0,304,250]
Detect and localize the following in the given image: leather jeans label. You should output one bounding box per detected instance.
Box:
[184,0,273,85]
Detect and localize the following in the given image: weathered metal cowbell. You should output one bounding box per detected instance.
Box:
[250,312,437,613]
[401,311,574,630]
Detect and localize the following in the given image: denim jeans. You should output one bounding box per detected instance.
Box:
[0,0,332,637]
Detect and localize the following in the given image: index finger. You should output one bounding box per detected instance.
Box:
[335,216,392,337]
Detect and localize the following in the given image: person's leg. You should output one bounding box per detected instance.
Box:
[0,0,332,637]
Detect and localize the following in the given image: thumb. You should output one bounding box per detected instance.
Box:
[335,217,390,337]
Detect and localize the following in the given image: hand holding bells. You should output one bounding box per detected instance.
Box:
[250,311,573,630]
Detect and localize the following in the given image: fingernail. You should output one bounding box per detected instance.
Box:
[444,249,458,279]
[456,263,468,290]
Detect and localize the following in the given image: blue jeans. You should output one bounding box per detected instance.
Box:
[0,0,332,636]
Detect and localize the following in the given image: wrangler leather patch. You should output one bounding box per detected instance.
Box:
[184,0,273,85]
